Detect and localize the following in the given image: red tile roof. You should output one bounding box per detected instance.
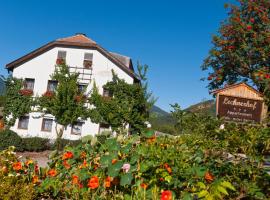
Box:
[57,34,96,44]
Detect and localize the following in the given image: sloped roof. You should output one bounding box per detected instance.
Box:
[212,82,263,96]
[6,34,139,81]
[57,33,97,44]
[109,52,134,70]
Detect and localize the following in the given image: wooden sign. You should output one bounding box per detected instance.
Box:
[217,95,263,123]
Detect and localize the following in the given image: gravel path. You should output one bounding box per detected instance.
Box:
[16,151,51,168]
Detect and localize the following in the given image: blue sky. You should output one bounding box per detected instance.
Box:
[0,0,236,111]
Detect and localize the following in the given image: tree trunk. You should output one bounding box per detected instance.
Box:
[55,124,64,152]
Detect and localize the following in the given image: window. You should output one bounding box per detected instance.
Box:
[18,116,29,129]
[24,78,35,90]
[41,118,53,132]
[47,80,58,92]
[78,84,87,93]
[83,53,93,69]
[71,122,83,135]
[103,88,113,97]
[57,51,66,60]
[99,123,110,134]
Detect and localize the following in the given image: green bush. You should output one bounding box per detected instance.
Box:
[22,137,50,152]
[0,130,23,151]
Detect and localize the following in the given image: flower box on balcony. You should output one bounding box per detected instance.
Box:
[83,60,92,69]
[19,89,33,96]
[43,91,55,98]
[56,58,65,65]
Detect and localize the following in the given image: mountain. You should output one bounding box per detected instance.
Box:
[185,99,216,116]
[150,105,169,117]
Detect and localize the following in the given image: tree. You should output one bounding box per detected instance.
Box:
[38,62,88,149]
[202,0,270,98]
[3,77,34,127]
[89,63,155,134]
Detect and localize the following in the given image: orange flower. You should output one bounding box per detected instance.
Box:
[161,190,172,200]
[72,175,80,185]
[104,176,112,188]
[111,159,117,164]
[25,160,33,166]
[140,183,148,189]
[12,162,22,171]
[88,176,99,189]
[63,160,71,169]
[32,175,39,184]
[166,167,172,174]
[62,151,73,160]
[147,135,156,143]
[48,169,57,177]
[204,171,214,183]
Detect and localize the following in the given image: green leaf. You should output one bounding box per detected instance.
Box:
[182,193,193,200]
[197,182,206,189]
[198,190,209,198]
[108,161,123,177]
[120,173,133,186]
[220,181,236,191]
[100,155,112,167]
[217,186,229,195]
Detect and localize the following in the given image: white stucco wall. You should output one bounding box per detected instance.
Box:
[11,46,134,140]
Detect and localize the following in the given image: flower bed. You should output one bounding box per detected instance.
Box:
[0,127,269,199]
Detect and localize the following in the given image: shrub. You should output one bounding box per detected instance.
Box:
[0,130,23,151]
[22,137,50,152]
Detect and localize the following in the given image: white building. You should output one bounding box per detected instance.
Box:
[6,33,139,140]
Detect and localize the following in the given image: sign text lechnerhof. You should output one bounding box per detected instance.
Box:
[217,95,263,123]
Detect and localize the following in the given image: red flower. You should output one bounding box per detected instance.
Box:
[227,45,235,50]
[207,76,213,81]
[43,91,54,98]
[35,165,39,174]
[56,58,65,65]
[164,163,172,174]
[111,159,117,164]
[19,89,33,96]
[247,25,252,30]
[62,151,73,160]
[204,171,214,183]
[12,162,22,171]
[88,176,99,189]
[265,74,270,79]
[140,183,148,189]
[63,160,71,169]
[161,190,172,200]
[104,176,112,188]
[160,177,164,182]
[250,18,255,23]
[48,169,57,177]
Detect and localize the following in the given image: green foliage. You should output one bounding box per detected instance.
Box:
[89,64,155,134]
[0,95,6,107]
[3,77,33,126]
[202,0,270,94]
[51,138,81,151]
[0,129,23,151]
[37,62,88,150]
[22,137,50,152]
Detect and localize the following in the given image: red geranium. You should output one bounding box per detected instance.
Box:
[12,162,22,171]
[56,58,65,65]
[19,89,33,96]
[161,190,172,200]
[140,183,148,189]
[43,91,54,98]
[62,151,73,160]
[247,25,252,30]
[88,176,99,189]
[63,160,71,169]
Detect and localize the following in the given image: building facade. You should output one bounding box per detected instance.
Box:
[6,34,138,140]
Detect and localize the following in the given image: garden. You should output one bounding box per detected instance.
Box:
[0,117,270,200]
